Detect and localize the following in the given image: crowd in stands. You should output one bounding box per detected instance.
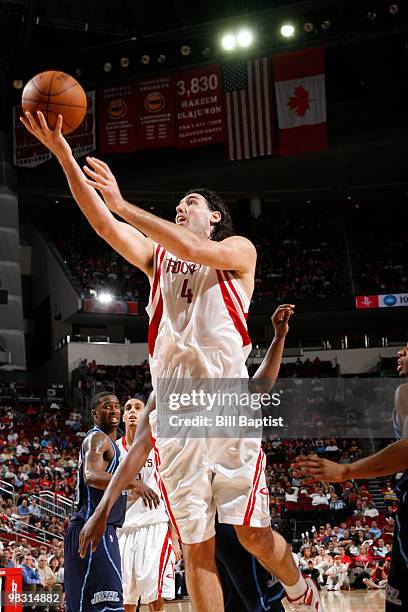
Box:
[40,200,407,303]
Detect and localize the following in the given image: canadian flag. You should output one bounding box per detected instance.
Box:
[272,47,327,156]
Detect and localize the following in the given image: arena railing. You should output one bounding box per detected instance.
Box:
[0,480,17,505]
[37,492,74,519]
[6,517,63,544]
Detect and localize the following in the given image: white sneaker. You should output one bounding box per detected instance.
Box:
[287,577,325,611]
[333,583,341,591]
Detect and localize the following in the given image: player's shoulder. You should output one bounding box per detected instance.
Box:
[83,429,109,451]
[395,383,408,402]
[221,235,256,253]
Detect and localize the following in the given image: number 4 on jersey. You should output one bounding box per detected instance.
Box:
[181,279,193,303]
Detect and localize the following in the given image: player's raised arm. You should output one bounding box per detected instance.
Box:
[293,439,408,483]
[78,396,155,557]
[19,111,154,278]
[250,304,295,394]
[83,160,256,273]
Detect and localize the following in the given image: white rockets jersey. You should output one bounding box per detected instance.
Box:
[117,436,168,528]
[146,243,252,387]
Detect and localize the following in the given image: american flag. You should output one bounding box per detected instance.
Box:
[222,58,274,161]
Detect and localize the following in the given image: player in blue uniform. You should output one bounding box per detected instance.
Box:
[294,343,408,611]
[65,392,159,612]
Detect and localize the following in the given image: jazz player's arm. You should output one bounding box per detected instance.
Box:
[19,111,154,277]
[250,304,295,394]
[82,157,256,273]
[79,400,155,557]
[293,438,408,483]
[395,383,408,438]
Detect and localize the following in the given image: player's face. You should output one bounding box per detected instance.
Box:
[94,395,121,430]
[175,193,221,238]
[123,399,145,428]
[397,344,408,376]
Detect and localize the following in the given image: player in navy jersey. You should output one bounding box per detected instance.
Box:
[65,392,159,612]
[294,343,408,611]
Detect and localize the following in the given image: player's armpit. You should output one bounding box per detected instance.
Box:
[99,221,154,278]
[189,235,256,273]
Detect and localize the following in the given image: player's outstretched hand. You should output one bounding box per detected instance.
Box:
[292,455,347,484]
[78,510,107,558]
[19,111,71,161]
[272,304,295,339]
[83,157,123,213]
[132,481,160,509]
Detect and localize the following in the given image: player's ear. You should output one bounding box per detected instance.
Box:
[210,210,221,224]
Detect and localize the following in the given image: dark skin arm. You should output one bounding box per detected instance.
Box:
[83,431,115,490]
[79,397,155,557]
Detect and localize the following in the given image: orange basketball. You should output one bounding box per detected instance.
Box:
[22,71,87,135]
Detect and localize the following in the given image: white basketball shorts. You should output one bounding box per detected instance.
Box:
[150,411,271,544]
[117,521,175,605]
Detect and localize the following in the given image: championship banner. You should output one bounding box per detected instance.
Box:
[83,298,139,315]
[273,47,327,156]
[67,90,96,159]
[13,105,52,167]
[99,83,137,153]
[136,76,176,148]
[355,293,408,309]
[175,64,225,148]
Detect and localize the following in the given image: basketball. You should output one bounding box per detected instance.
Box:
[21,70,87,135]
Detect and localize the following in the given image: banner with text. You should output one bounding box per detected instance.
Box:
[136,76,176,148]
[175,64,225,148]
[355,293,408,309]
[13,105,52,167]
[99,82,137,153]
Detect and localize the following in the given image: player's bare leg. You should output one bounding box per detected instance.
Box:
[235,525,324,609]
[125,605,137,612]
[149,599,165,611]
[182,536,223,612]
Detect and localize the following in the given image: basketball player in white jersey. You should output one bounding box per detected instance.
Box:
[21,111,324,611]
[117,397,180,612]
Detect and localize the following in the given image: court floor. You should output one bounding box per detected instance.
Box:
[143,590,386,611]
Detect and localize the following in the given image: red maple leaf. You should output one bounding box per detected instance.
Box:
[287,85,314,117]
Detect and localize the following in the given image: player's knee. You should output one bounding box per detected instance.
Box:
[183,540,216,571]
[235,526,275,559]
[148,599,164,611]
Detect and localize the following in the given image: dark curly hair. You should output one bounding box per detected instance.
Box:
[183,187,235,242]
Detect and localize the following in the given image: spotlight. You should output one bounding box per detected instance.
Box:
[222,33,236,50]
[141,54,150,65]
[303,22,314,33]
[12,79,24,90]
[366,11,377,20]
[103,62,112,73]
[389,4,399,15]
[180,45,191,56]
[321,20,331,31]
[120,57,130,68]
[97,293,113,304]
[157,54,166,64]
[237,29,253,47]
[280,24,295,38]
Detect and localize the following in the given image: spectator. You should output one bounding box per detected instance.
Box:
[362,559,388,590]
[364,502,380,518]
[29,498,42,521]
[369,521,382,540]
[310,488,329,506]
[325,555,349,591]
[373,539,388,557]
[17,498,31,524]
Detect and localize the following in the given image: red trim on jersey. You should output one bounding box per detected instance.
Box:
[148,246,166,357]
[157,530,170,598]
[216,270,251,347]
[243,450,263,525]
[153,445,181,540]
[222,271,249,320]
[121,435,128,452]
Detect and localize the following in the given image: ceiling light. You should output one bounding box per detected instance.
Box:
[157,54,166,64]
[141,54,150,65]
[120,57,130,68]
[103,62,112,73]
[303,22,314,33]
[222,34,236,50]
[180,45,191,56]
[237,29,253,47]
[281,24,295,38]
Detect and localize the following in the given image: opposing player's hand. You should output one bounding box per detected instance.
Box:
[271,304,295,339]
[292,455,347,484]
[83,157,124,213]
[19,111,71,161]
[78,510,107,558]
[132,481,160,509]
